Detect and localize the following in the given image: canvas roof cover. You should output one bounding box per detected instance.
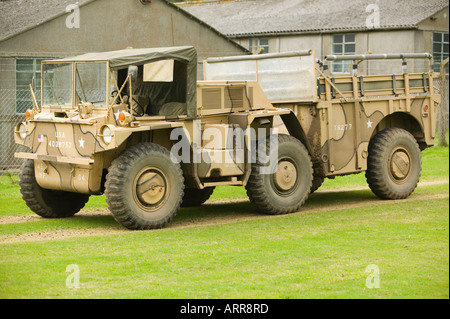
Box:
[204,51,317,102]
[48,46,198,118]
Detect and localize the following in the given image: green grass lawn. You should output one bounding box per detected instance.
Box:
[0,146,448,299]
[0,195,448,299]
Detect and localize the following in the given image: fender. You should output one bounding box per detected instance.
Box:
[279,110,313,155]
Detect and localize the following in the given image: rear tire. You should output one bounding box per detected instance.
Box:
[181,187,215,207]
[245,134,313,215]
[366,128,421,199]
[105,143,184,230]
[19,159,90,218]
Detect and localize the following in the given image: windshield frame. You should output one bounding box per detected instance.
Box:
[41,60,109,109]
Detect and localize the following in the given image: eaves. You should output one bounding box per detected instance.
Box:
[226,25,420,38]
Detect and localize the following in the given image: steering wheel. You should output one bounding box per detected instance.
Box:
[132,97,146,117]
[111,89,128,104]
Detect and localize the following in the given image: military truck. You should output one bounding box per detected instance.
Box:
[204,50,441,198]
[14,46,441,230]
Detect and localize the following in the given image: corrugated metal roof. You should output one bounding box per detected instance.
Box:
[178,0,449,37]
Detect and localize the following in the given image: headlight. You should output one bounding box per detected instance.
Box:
[17,123,27,140]
[101,125,113,144]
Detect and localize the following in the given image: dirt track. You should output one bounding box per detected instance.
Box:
[0,180,448,244]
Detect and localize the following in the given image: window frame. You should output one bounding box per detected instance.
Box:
[432,31,449,74]
[331,33,356,74]
[249,37,270,54]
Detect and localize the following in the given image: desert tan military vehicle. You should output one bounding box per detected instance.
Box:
[14,47,440,230]
[204,50,441,198]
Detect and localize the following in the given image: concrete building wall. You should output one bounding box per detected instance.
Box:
[418,7,449,31]
[235,28,441,75]
[366,30,417,74]
[0,0,246,65]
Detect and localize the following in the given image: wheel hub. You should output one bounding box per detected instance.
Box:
[274,160,297,192]
[389,149,411,181]
[134,168,167,209]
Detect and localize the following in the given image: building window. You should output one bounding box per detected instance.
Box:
[433,32,449,73]
[15,58,46,114]
[331,34,356,74]
[249,38,269,54]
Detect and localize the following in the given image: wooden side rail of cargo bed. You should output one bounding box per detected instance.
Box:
[316,72,438,102]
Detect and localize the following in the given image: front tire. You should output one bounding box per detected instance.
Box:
[105,143,184,230]
[19,159,90,218]
[245,134,313,215]
[366,128,421,199]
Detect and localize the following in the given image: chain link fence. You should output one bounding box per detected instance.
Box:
[0,89,28,173]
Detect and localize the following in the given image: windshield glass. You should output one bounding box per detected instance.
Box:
[43,63,73,107]
[75,62,107,107]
